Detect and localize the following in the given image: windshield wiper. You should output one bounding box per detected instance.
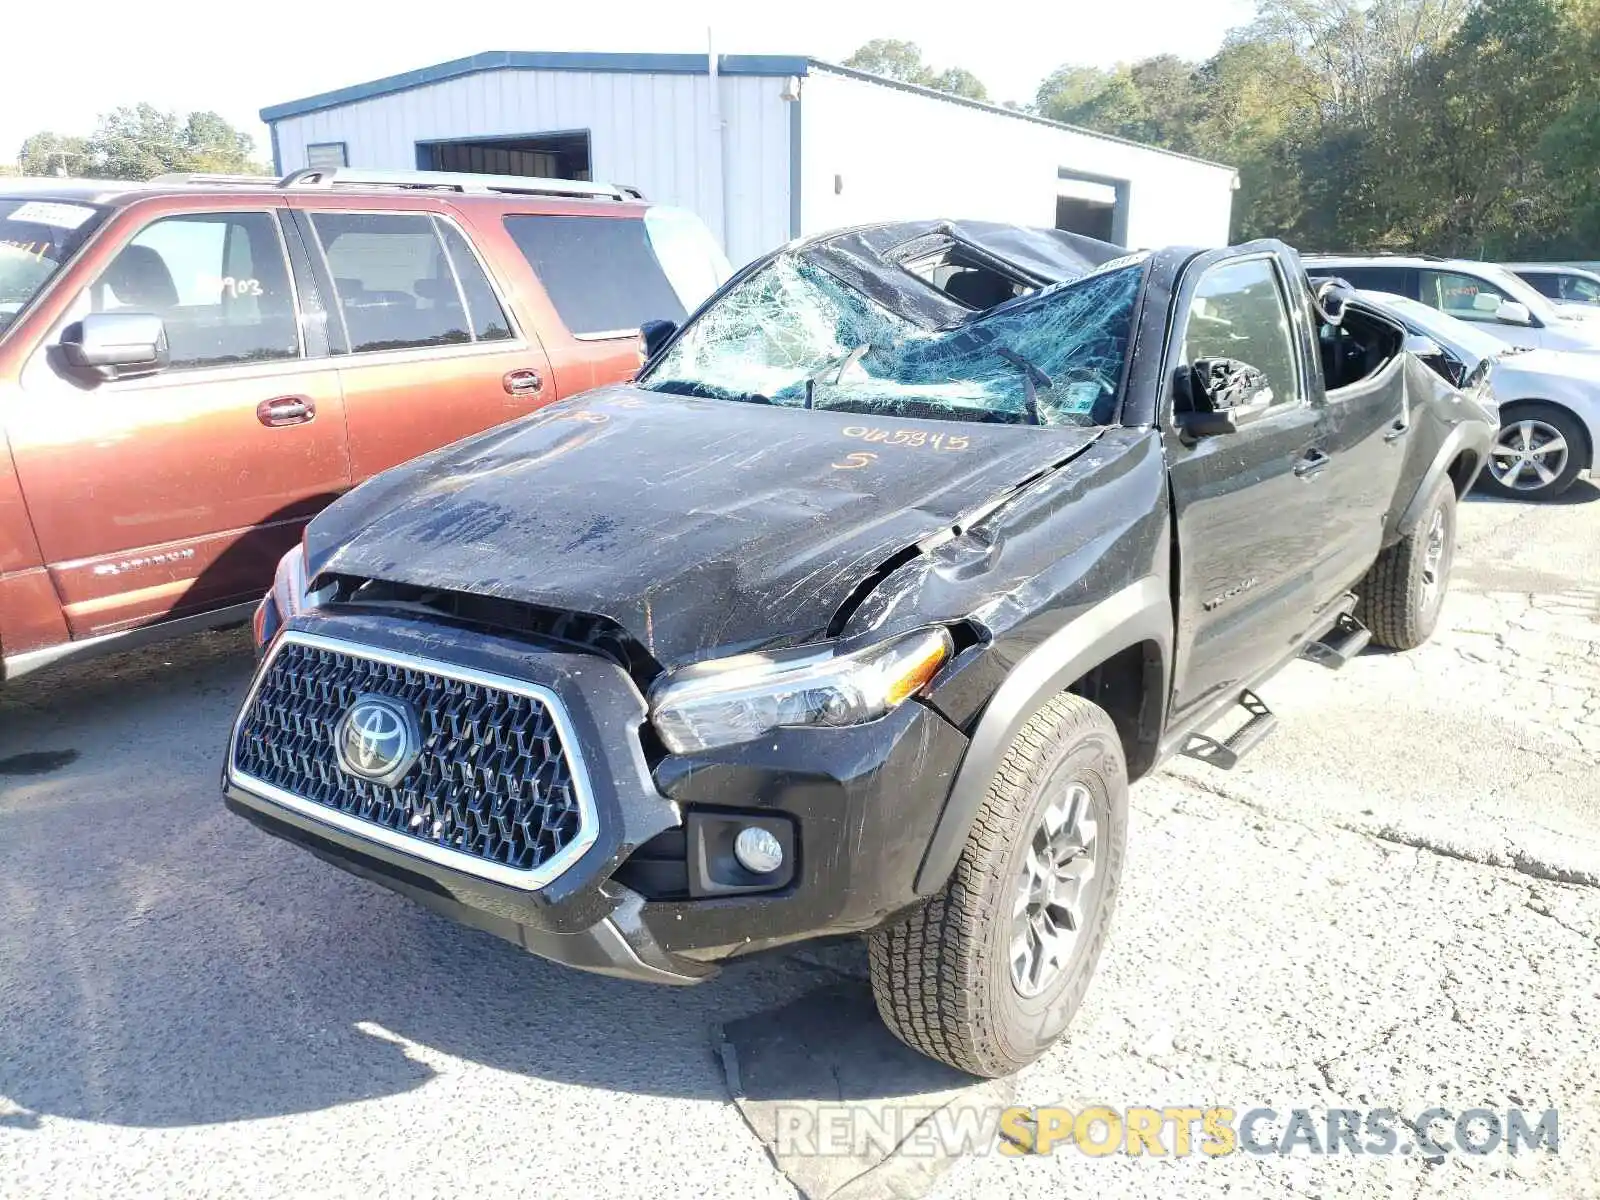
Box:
[805,343,873,409]
[992,347,1053,426]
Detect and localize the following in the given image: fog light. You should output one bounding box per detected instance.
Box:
[733,826,785,875]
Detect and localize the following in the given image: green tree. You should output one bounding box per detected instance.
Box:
[86,104,264,180]
[1036,65,1143,130]
[1369,0,1588,254]
[18,132,92,177]
[843,40,990,101]
[1247,0,1471,124]
[1035,57,1204,153]
[1540,92,1600,254]
[12,105,265,181]
[925,67,989,102]
[844,39,929,84]
[1126,56,1206,150]
[1194,36,1323,240]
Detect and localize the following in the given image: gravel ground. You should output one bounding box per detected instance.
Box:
[2,485,1597,1199]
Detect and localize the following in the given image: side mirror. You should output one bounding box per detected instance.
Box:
[1403,334,1444,359]
[638,319,679,363]
[60,312,169,381]
[1496,300,1533,327]
[1178,357,1274,437]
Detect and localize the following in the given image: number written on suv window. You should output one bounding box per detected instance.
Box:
[1421,270,1509,322]
[91,212,300,370]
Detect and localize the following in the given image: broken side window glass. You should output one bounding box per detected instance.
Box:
[639,252,1148,427]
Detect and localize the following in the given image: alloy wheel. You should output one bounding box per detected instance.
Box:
[1489,419,1570,492]
[1010,781,1102,998]
[1420,505,1449,613]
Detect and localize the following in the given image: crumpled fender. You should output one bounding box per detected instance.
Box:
[1393,412,1495,540]
[912,575,1172,896]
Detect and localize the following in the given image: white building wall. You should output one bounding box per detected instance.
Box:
[271,70,794,266]
[798,69,1235,249]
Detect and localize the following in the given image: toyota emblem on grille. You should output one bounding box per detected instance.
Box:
[334,694,421,786]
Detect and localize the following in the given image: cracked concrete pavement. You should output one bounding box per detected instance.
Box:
[2,486,1597,1199]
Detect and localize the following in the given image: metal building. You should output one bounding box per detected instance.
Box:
[263,51,1238,266]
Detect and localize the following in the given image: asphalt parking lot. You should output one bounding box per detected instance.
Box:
[2,485,1597,1199]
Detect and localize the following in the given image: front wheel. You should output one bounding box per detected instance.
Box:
[1356,477,1456,650]
[1477,404,1587,500]
[868,693,1128,1077]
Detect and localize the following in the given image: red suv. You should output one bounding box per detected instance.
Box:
[0,168,727,682]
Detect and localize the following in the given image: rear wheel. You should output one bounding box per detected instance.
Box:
[868,693,1128,1077]
[1477,404,1587,500]
[1356,477,1456,650]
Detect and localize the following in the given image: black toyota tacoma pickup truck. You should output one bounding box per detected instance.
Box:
[225,222,1497,1077]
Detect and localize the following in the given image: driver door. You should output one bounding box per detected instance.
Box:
[1162,250,1334,723]
[6,203,348,638]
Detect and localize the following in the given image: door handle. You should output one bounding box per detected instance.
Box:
[1294,448,1331,479]
[503,368,543,396]
[1384,418,1411,443]
[257,396,314,427]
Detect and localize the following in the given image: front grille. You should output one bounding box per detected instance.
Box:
[231,637,589,882]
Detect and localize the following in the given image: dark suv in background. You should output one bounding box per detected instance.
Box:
[0,168,728,682]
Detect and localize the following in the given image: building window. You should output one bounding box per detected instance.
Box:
[305,143,348,171]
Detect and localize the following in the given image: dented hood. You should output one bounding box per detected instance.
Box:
[306,387,1101,668]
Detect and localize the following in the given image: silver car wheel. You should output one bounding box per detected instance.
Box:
[1420,506,1448,613]
[1009,781,1101,998]
[1489,419,1570,492]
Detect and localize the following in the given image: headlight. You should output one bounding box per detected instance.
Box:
[270,540,331,623]
[649,627,953,755]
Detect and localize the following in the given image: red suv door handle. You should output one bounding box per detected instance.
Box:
[257,396,315,427]
[503,368,543,396]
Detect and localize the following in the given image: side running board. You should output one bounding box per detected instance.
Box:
[1179,689,1277,771]
[1300,610,1372,670]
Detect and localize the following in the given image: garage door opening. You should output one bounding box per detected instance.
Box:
[416,131,592,180]
[1056,170,1129,245]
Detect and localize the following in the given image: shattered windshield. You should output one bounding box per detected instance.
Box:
[639,251,1146,427]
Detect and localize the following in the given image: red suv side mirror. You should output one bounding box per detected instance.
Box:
[60,312,170,381]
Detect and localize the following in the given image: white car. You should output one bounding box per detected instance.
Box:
[1360,291,1598,500]
[1308,255,1600,353]
[1506,263,1600,313]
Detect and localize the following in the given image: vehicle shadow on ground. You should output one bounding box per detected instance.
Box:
[1466,476,1600,506]
[0,636,946,1132]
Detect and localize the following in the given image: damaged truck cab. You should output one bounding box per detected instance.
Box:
[225,222,1497,1078]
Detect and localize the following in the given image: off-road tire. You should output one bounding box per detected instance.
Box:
[1357,477,1456,651]
[868,693,1128,1078]
[1475,403,1587,501]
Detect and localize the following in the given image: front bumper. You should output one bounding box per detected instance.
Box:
[225,610,969,984]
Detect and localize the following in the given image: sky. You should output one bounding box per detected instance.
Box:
[5,0,1258,164]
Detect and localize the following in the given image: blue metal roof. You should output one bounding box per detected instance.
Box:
[260,51,813,122]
